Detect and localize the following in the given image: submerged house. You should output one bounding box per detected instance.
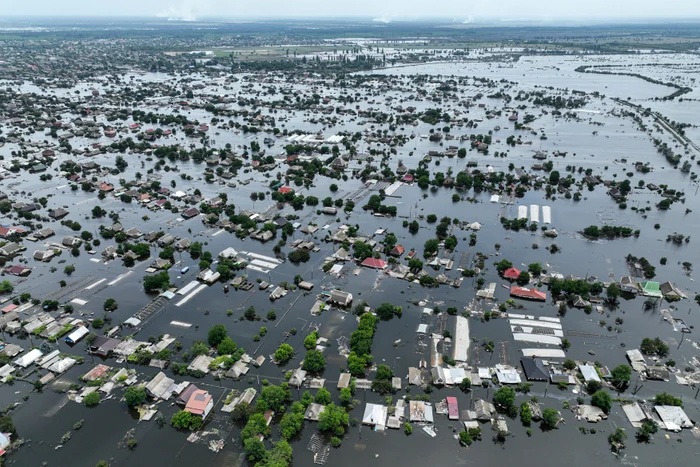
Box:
[510,285,547,301]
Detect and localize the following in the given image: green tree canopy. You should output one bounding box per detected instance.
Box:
[318,403,348,433]
[124,386,147,407]
[302,350,326,373]
[591,390,612,413]
[207,324,227,347]
[274,344,294,364]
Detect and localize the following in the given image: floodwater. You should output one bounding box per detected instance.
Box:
[2,52,700,466]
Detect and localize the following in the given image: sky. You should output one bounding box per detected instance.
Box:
[5,0,700,21]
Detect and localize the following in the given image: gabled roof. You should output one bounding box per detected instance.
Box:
[185,389,212,416]
[361,257,386,269]
[521,357,549,381]
[510,285,547,301]
[503,267,521,279]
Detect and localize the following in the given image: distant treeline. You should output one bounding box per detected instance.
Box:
[575,65,692,101]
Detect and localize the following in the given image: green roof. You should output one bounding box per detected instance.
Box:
[640,281,662,297]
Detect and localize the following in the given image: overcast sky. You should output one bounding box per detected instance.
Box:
[7,0,700,20]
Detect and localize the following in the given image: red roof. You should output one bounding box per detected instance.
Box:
[0,226,24,238]
[503,267,521,279]
[361,258,386,269]
[278,186,293,194]
[390,245,405,256]
[5,265,30,276]
[185,390,212,416]
[446,396,459,420]
[403,174,414,182]
[510,286,547,301]
[1,304,18,314]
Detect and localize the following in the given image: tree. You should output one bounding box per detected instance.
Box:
[217,337,237,355]
[143,271,170,293]
[375,364,394,381]
[0,415,15,436]
[304,330,319,350]
[303,350,326,373]
[528,263,543,276]
[258,384,290,412]
[84,392,101,407]
[262,440,293,466]
[124,386,147,407]
[541,408,559,430]
[244,306,256,320]
[520,402,532,426]
[494,259,513,273]
[0,280,13,294]
[315,387,331,405]
[611,365,631,390]
[103,298,118,311]
[458,378,472,393]
[493,386,515,409]
[339,387,353,406]
[408,258,423,271]
[231,402,252,422]
[423,238,439,258]
[640,337,669,358]
[189,242,202,258]
[279,407,304,440]
[606,283,620,303]
[376,302,401,320]
[242,413,271,439]
[591,390,612,413]
[207,324,227,347]
[635,419,658,443]
[549,170,560,185]
[517,271,531,286]
[563,359,576,371]
[318,403,348,433]
[608,428,627,451]
[243,437,266,462]
[274,344,294,364]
